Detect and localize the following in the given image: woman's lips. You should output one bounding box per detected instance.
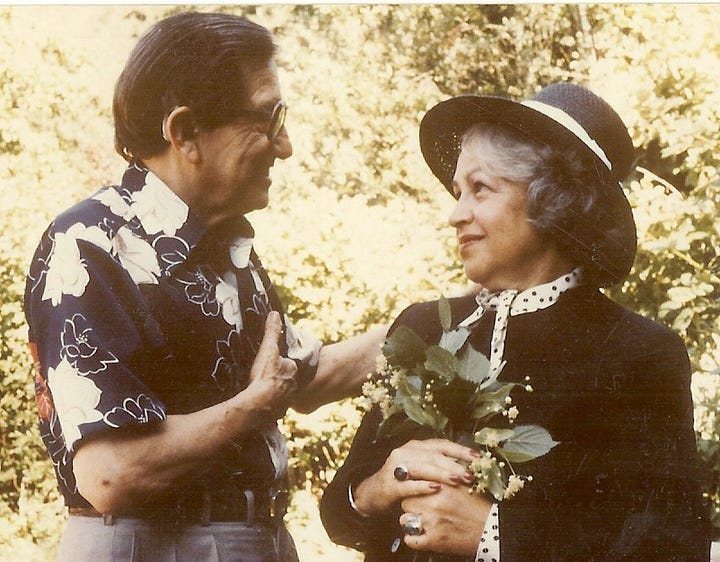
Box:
[458,233,483,251]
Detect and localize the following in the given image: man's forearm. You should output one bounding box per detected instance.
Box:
[292,325,388,413]
[73,375,278,513]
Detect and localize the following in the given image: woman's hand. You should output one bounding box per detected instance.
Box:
[400,485,493,556]
[353,439,479,516]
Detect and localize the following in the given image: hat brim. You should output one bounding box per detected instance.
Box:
[420,94,614,189]
[419,94,637,287]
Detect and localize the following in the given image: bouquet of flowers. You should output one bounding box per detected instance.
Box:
[361,297,558,501]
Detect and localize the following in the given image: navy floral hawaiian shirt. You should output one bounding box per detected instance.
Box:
[24,164,321,506]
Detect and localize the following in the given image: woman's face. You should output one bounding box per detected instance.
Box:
[449,137,572,291]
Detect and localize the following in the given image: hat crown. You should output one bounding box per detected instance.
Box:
[529,83,634,182]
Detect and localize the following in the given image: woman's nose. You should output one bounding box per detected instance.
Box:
[448,193,472,227]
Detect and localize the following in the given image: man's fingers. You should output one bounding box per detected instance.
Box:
[255,311,283,360]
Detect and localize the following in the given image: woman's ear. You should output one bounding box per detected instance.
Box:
[162,106,200,163]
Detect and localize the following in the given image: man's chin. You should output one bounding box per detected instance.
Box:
[245,191,270,213]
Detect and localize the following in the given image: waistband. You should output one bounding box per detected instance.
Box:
[69,487,288,528]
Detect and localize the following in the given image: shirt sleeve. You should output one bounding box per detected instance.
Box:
[283,315,321,387]
[25,221,168,460]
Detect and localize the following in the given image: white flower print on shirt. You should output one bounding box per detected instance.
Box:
[103,394,165,428]
[216,273,242,329]
[130,172,188,236]
[210,329,241,392]
[229,237,254,268]
[61,314,118,375]
[112,226,161,285]
[177,267,221,316]
[42,223,113,306]
[93,188,136,221]
[47,357,103,451]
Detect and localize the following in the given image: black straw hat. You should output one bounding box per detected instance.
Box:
[419,82,637,286]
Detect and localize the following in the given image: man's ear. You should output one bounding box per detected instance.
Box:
[162,106,201,163]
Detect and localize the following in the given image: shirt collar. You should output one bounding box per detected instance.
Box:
[118,164,255,273]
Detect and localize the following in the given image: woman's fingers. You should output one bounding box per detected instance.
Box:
[400,487,493,556]
[385,439,478,487]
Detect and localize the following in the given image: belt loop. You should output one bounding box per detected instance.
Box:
[102,513,115,526]
[243,490,256,525]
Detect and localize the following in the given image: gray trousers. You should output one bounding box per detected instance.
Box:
[56,515,300,562]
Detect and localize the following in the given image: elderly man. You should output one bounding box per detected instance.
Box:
[24,11,384,562]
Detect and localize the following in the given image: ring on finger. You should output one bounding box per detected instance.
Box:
[401,513,423,536]
[393,465,410,481]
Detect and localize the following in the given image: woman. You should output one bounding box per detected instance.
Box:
[320,83,709,561]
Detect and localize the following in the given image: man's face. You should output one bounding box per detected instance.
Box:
[193,59,292,225]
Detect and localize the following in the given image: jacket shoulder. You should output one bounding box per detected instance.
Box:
[391,296,478,342]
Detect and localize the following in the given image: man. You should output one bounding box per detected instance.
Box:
[24,11,384,561]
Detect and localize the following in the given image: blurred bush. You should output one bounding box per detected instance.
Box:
[1,4,719,559]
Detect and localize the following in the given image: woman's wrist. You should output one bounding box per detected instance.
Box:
[348,482,371,518]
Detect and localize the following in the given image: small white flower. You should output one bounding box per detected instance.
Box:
[112,226,160,285]
[484,429,501,448]
[130,172,188,235]
[470,455,495,472]
[375,353,389,373]
[42,223,112,306]
[47,357,103,451]
[507,406,519,421]
[504,474,526,499]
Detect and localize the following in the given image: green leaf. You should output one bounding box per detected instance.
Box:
[499,424,559,463]
[383,326,427,369]
[485,460,506,502]
[394,375,446,430]
[472,383,518,422]
[434,377,480,422]
[458,345,493,386]
[395,374,422,401]
[424,345,460,382]
[379,415,434,441]
[474,427,516,447]
[438,296,452,331]
[439,327,470,354]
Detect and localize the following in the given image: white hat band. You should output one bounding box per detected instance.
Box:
[521,100,612,171]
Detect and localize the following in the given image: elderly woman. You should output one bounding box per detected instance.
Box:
[320,83,709,561]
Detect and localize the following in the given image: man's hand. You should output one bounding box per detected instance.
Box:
[245,311,298,418]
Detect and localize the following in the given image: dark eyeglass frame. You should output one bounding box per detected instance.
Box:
[235,100,287,142]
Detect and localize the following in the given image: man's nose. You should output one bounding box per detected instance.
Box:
[273,128,292,160]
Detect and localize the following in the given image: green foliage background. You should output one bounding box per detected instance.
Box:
[1,4,719,560]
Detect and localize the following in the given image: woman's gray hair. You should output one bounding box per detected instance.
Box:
[461,122,621,281]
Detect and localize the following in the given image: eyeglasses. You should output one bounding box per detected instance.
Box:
[235,100,287,143]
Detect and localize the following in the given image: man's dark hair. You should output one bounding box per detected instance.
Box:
[113,11,277,162]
